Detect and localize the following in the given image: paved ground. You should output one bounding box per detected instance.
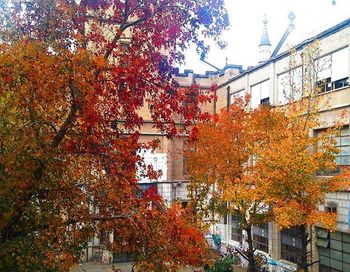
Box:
[70,262,196,272]
[70,262,247,272]
[71,262,133,272]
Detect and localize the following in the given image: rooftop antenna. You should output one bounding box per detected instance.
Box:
[270,12,295,59]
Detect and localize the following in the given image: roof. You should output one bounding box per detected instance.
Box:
[259,16,271,47]
[259,27,271,46]
[221,17,350,88]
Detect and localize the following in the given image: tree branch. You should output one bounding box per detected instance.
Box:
[1,214,129,246]
[51,82,79,148]
[307,260,319,267]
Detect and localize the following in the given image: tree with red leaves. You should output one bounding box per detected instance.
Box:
[0,0,229,271]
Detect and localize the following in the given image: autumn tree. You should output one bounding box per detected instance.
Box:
[260,42,350,271]
[187,98,280,272]
[186,90,349,272]
[251,100,349,271]
[0,0,229,271]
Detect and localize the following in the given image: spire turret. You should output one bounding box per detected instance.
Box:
[258,14,271,63]
[259,15,271,46]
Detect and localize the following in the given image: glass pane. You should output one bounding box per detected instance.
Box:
[341,137,350,146]
[251,84,260,109]
[260,80,270,99]
[291,67,303,99]
[341,127,349,136]
[335,138,341,146]
[332,47,349,81]
[278,73,290,105]
[335,157,341,165]
[340,156,349,166]
[230,90,245,105]
[341,147,350,156]
[317,55,332,80]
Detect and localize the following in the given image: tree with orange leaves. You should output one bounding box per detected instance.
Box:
[186,91,349,271]
[0,0,229,271]
[251,96,350,271]
[187,97,276,272]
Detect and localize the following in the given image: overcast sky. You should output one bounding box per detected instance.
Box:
[180,0,350,74]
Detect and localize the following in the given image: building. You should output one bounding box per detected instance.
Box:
[134,15,350,272]
[134,64,243,207]
[209,17,350,272]
[82,31,244,265]
[85,8,350,270]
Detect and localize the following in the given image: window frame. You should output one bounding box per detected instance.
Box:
[277,66,303,105]
[280,226,304,264]
[231,213,243,243]
[316,47,349,93]
[252,223,269,253]
[250,80,270,108]
[229,89,245,105]
[315,126,350,175]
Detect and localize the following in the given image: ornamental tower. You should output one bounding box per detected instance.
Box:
[258,15,272,63]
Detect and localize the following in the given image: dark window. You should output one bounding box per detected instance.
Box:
[99,231,110,246]
[325,206,337,214]
[231,213,243,242]
[316,227,350,272]
[253,234,268,252]
[281,243,304,264]
[260,97,270,106]
[253,223,269,253]
[280,226,304,264]
[333,77,349,90]
[317,77,332,93]
[317,77,349,93]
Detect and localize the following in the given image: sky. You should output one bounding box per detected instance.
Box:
[180,0,350,74]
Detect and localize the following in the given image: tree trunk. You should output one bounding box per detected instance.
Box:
[300,225,309,272]
[245,226,256,272]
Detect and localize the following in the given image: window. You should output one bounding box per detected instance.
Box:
[324,202,337,214]
[335,127,350,168]
[316,227,350,272]
[137,149,167,182]
[325,206,337,214]
[224,213,228,225]
[229,89,245,105]
[183,156,188,176]
[251,80,269,108]
[252,223,269,253]
[277,67,302,105]
[316,126,350,175]
[231,213,243,242]
[317,47,349,93]
[281,227,304,264]
[99,231,110,246]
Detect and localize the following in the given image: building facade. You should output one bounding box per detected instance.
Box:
[85,11,350,270]
[211,18,350,272]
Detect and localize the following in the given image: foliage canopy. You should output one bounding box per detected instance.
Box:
[0,0,229,271]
